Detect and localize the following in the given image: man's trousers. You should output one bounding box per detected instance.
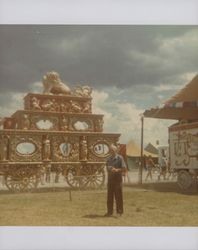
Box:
[107,173,123,215]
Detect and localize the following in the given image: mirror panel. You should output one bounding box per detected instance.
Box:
[73,121,89,130]
[16,142,36,155]
[93,143,109,156]
[60,142,72,157]
[36,119,53,130]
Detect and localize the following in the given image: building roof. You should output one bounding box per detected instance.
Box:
[144,143,158,155]
[126,140,157,158]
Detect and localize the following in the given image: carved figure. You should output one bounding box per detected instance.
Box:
[70,143,79,161]
[0,135,9,161]
[82,101,91,113]
[42,71,71,95]
[31,97,41,110]
[73,85,92,97]
[43,136,51,161]
[70,101,82,113]
[60,103,70,112]
[21,114,30,130]
[41,99,55,111]
[80,136,88,161]
[96,118,104,132]
[61,116,68,131]
[52,99,60,112]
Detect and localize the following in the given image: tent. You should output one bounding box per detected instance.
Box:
[144,74,198,120]
[126,140,157,169]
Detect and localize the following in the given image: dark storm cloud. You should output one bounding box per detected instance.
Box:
[0,25,197,92]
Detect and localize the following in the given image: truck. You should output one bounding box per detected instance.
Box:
[169,120,198,190]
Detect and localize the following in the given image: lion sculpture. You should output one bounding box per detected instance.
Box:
[42,71,71,95]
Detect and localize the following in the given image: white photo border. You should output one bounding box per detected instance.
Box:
[0,0,197,250]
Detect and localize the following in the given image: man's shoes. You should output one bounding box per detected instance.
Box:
[117,213,123,217]
[104,213,113,217]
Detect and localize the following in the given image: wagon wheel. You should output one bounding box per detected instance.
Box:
[66,166,85,189]
[177,170,193,191]
[82,165,105,189]
[5,167,38,192]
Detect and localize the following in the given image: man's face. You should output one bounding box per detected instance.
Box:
[111,147,118,156]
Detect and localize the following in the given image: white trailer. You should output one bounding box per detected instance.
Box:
[169,121,198,190]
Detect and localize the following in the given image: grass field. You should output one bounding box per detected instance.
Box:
[0,183,198,226]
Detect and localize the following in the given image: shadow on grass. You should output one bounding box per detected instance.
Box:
[82,214,118,219]
[125,182,198,195]
[0,186,74,195]
[0,186,106,195]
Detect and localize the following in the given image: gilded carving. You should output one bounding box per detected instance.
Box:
[31,97,41,110]
[0,135,9,161]
[80,136,88,161]
[60,116,69,131]
[43,135,51,161]
[60,102,70,112]
[21,114,30,130]
[95,118,104,132]
[73,86,92,97]
[82,101,91,113]
[70,100,82,113]
[42,71,71,95]
[70,143,79,161]
[41,99,55,111]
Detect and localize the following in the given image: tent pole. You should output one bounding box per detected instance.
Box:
[139,115,144,184]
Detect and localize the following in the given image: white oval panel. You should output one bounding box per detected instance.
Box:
[36,119,53,130]
[94,143,109,156]
[16,142,36,155]
[74,121,89,130]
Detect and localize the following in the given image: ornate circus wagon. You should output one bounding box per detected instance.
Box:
[0,72,120,192]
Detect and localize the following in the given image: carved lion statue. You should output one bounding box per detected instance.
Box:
[42,71,71,95]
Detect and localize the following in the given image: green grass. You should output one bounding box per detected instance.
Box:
[0,183,198,226]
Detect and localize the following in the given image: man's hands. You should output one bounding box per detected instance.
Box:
[111,167,121,173]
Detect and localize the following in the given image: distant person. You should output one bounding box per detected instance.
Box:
[145,155,155,181]
[104,144,127,217]
[143,155,147,170]
[158,157,167,181]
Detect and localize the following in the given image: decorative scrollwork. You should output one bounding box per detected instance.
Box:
[73,85,92,97]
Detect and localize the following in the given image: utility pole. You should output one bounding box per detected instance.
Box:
[139,114,144,184]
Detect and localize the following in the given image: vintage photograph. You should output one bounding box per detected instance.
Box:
[0,25,197,226]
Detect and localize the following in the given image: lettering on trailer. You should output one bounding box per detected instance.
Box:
[173,131,198,166]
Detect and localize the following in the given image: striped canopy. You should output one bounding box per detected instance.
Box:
[144,74,198,120]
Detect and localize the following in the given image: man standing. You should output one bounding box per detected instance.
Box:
[145,155,155,181]
[105,144,127,217]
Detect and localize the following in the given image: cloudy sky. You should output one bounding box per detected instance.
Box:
[0,25,197,146]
